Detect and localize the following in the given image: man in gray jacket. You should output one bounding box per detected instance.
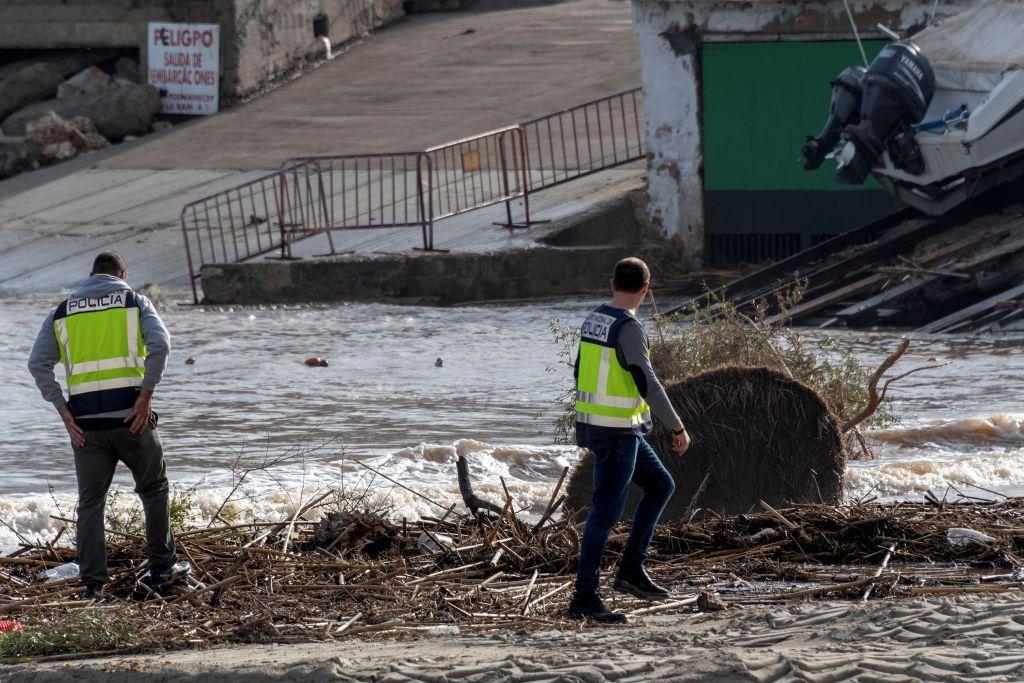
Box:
[28,252,186,599]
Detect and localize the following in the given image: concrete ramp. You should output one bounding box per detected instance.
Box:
[0,169,264,292]
[0,0,639,294]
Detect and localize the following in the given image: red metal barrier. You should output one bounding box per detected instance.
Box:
[280,153,432,251]
[180,171,292,304]
[182,87,645,302]
[520,88,644,191]
[423,126,529,231]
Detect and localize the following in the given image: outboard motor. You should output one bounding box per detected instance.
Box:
[801,66,866,170]
[836,41,935,184]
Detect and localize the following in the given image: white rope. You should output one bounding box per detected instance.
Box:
[929,0,941,25]
[843,0,870,67]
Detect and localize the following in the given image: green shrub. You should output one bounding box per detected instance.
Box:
[0,611,133,659]
[106,483,202,536]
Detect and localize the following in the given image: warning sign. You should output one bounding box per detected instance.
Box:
[147,23,220,115]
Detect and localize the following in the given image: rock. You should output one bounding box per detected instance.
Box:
[21,111,110,167]
[2,82,161,141]
[57,66,113,99]
[696,591,728,612]
[0,49,120,83]
[114,57,140,83]
[0,138,31,179]
[0,63,64,119]
[416,531,454,554]
[65,117,110,151]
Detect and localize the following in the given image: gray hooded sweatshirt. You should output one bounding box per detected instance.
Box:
[27,275,170,420]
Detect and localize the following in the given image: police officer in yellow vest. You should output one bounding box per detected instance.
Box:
[568,257,691,623]
[28,252,187,599]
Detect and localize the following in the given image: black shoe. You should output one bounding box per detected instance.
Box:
[613,561,671,601]
[81,583,104,600]
[567,591,628,624]
[148,561,191,590]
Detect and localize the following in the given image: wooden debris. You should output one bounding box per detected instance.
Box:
[5,493,1024,660]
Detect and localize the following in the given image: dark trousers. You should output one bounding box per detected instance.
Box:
[574,431,675,594]
[72,424,177,585]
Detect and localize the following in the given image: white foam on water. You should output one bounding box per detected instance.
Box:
[0,440,582,553]
[845,447,1024,499]
[871,414,1024,448]
[847,414,1024,499]
[9,421,1024,552]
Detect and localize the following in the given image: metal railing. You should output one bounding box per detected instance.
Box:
[181,87,644,302]
[282,153,431,251]
[521,88,644,191]
[425,126,528,225]
[181,171,292,304]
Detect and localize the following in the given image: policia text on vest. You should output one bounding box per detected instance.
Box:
[27,252,179,597]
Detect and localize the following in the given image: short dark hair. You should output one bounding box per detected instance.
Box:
[612,257,650,293]
[91,251,128,277]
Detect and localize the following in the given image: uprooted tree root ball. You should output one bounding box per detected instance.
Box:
[566,366,846,520]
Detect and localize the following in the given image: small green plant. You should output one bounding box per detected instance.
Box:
[550,285,900,457]
[105,489,144,537]
[0,611,134,659]
[548,319,581,446]
[105,483,203,536]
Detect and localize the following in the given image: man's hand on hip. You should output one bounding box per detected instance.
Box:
[671,423,691,456]
[58,405,85,448]
[124,389,154,434]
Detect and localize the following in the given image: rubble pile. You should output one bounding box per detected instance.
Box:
[0,51,168,179]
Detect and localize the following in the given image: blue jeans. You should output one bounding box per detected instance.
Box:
[574,428,675,594]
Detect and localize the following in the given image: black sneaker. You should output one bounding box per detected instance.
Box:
[148,561,192,590]
[613,561,670,601]
[567,591,628,624]
[81,583,104,601]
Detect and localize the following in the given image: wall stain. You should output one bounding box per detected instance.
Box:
[660,25,698,58]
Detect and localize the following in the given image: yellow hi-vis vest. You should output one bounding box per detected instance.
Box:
[575,306,651,430]
[52,289,147,417]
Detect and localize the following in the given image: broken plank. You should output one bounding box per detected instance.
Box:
[661,207,916,316]
[917,282,1024,333]
[768,274,885,325]
[832,275,937,320]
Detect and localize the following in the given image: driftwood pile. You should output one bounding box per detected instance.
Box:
[3,484,1024,660]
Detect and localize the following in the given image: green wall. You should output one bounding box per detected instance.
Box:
[701,40,902,260]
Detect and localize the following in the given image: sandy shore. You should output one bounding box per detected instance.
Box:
[6,590,1024,682]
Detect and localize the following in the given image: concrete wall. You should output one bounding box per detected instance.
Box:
[228,0,402,99]
[0,0,404,101]
[630,0,974,265]
[201,246,627,305]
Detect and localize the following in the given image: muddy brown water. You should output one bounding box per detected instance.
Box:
[3,291,1024,547]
